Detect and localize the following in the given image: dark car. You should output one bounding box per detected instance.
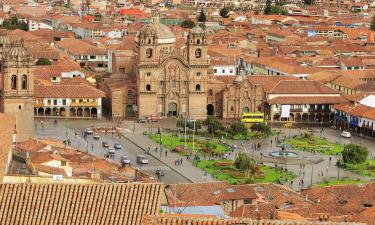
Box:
[114,143,122,149]
[155,169,164,177]
[137,118,148,123]
[120,155,131,165]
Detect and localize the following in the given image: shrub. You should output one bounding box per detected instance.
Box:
[250,123,270,134]
[228,122,247,136]
[342,144,368,164]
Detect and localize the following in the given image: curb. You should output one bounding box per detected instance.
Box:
[119,132,194,183]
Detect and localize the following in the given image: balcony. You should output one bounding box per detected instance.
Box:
[70,102,98,107]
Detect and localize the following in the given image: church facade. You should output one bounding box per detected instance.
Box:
[136,16,209,119]
[0,34,35,141]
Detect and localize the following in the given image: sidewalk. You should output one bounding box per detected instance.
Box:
[119,130,214,183]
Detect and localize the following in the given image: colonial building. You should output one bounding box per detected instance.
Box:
[0,34,35,141]
[136,14,209,119]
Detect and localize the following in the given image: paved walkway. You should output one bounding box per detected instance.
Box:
[118,129,214,183]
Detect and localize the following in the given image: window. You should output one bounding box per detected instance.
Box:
[90,56,95,59]
[53,100,57,105]
[146,72,151,77]
[47,99,51,105]
[147,39,151,44]
[196,39,200,44]
[208,89,213,96]
[229,69,233,74]
[128,90,133,97]
[146,84,151,91]
[19,105,21,109]
[195,49,201,58]
[146,48,152,58]
[244,199,252,204]
[62,99,66,105]
[195,84,201,91]
[184,81,188,86]
[11,75,17,90]
[79,99,83,103]
[222,69,225,73]
[171,80,176,89]
[196,72,201,76]
[61,161,66,166]
[21,75,27,89]
[214,69,217,73]
[230,106,234,111]
[119,68,125,73]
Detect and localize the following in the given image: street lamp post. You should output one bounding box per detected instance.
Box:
[184,117,187,149]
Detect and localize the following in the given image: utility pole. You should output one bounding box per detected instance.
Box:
[159,128,162,158]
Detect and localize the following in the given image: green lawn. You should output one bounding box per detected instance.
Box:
[231,130,280,140]
[343,159,375,177]
[284,135,344,155]
[148,133,229,155]
[196,160,295,185]
[312,179,368,188]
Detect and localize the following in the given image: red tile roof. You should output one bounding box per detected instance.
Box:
[0,113,15,181]
[35,84,105,98]
[267,96,347,104]
[270,80,339,94]
[0,183,163,225]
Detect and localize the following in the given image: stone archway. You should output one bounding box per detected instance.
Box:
[207,104,214,116]
[52,107,58,116]
[302,113,308,122]
[83,108,90,117]
[37,108,44,116]
[91,108,97,118]
[77,108,83,117]
[70,108,76,117]
[289,113,295,121]
[45,108,51,116]
[295,113,302,122]
[60,108,66,117]
[168,102,177,117]
[242,106,250,113]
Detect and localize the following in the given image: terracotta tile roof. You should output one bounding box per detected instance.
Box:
[247,76,299,92]
[267,96,347,104]
[0,113,15,181]
[269,80,339,94]
[165,182,257,207]
[341,58,364,67]
[15,139,47,153]
[302,182,375,219]
[57,38,107,56]
[230,203,279,220]
[142,214,363,225]
[0,183,163,225]
[35,84,105,98]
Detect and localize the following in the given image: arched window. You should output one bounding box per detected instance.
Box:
[146,48,152,58]
[171,80,176,89]
[208,89,213,96]
[146,84,151,91]
[21,75,27,90]
[11,75,17,90]
[196,72,201,76]
[196,39,201,44]
[195,84,201,91]
[195,49,201,58]
[127,90,133,97]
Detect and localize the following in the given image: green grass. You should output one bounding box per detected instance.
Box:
[196,160,295,185]
[343,159,375,177]
[148,133,229,155]
[312,179,368,188]
[284,135,344,155]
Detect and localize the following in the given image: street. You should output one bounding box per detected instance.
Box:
[35,119,189,184]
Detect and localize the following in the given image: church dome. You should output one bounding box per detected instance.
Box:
[139,13,176,44]
[8,45,28,57]
[234,75,244,84]
[190,25,204,34]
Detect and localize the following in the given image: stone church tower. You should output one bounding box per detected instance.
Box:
[137,13,209,119]
[0,34,34,141]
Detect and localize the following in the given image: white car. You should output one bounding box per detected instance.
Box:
[136,155,149,164]
[84,128,94,135]
[341,131,351,138]
[121,156,131,165]
[93,133,100,140]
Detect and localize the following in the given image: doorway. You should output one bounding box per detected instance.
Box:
[168,102,177,117]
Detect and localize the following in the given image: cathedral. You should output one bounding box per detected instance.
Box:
[0,33,35,141]
[136,15,209,119]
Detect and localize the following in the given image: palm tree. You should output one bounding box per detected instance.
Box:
[235,153,262,183]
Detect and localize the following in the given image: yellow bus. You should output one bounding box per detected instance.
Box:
[241,112,265,124]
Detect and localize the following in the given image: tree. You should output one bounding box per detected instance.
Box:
[2,16,28,31]
[264,0,272,15]
[227,122,247,136]
[36,58,52,65]
[250,122,271,134]
[371,16,375,31]
[197,9,207,23]
[304,0,313,5]
[203,117,223,134]
[342,144,368,164]
[177,119,202,132]
[235,153,261,183]
[181,19,195,29]
[219,7,230,18]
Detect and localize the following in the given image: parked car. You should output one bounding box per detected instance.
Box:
[84,128,94,134]
[114,143,122,149]
[155,169,164,177]
[93,133,100,140]
[136,155,149,164]
[102,141,109,147]
[108,148,115,154]
[120,155,131,165]
[341,131,351,138]
[137,118,148,123]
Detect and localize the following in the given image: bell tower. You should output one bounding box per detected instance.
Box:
[187,26,208,66]
[0,39,35,141]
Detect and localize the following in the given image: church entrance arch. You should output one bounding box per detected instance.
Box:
[207,104,214,116]
[243,106,250,113]
[125,105,136,117]
[168,102,177,117]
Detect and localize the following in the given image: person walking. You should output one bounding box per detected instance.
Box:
[165,150,168,157]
